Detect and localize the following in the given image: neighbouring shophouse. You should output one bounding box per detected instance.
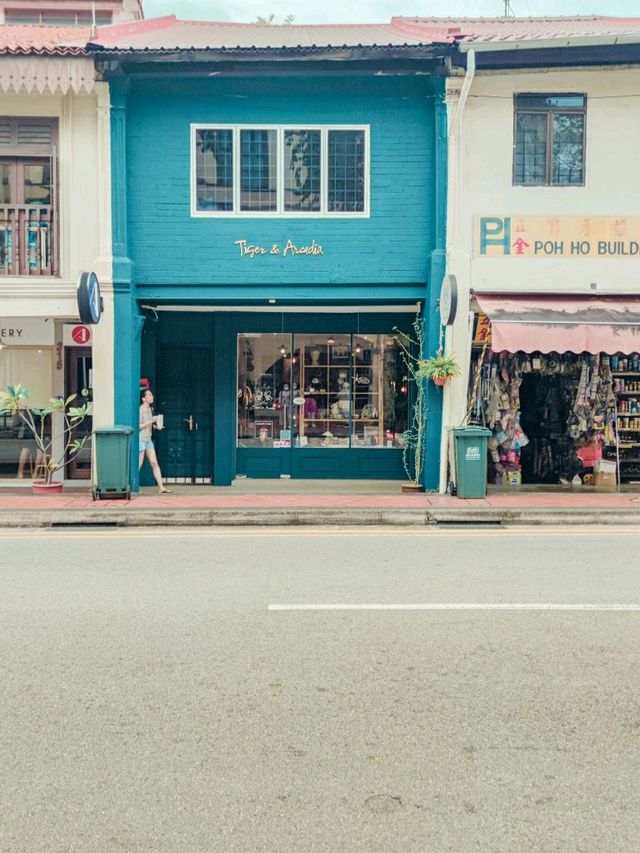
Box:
[87,17,456,489]
[0,0,141,484]
[436,16,640,492]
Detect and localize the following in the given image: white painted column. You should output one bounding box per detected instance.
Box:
[91,83,115,428]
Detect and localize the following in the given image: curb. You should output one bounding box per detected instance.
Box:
[0,506,639,528]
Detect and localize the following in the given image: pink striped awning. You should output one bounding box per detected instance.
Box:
[475,294,640,355]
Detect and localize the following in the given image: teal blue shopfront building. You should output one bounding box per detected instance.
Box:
[91,19,450,489]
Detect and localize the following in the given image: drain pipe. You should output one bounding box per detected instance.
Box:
[441,49,475,493]
[451,48,475,138]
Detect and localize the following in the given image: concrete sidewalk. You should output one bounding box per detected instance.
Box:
[0,480,639,527]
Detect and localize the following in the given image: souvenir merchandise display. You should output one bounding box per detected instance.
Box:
[469,351,619,486]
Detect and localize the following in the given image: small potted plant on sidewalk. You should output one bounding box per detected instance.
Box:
[416,352,461,387]
[0,383,89,494]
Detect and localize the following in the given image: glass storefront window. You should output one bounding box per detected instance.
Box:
[238,334,293,447]
[237,332,408,450]
[0,348,52,479]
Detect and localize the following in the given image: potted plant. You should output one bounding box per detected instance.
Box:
[394,317,429,493]
[416,352,461,387]
[0,383,89,494]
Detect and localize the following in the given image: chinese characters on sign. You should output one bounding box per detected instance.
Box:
[475,217,640,258]
[234,239,324,258]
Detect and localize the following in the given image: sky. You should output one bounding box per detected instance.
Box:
[143,0,640,24]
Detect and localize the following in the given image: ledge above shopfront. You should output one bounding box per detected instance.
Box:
[474,293,640,355]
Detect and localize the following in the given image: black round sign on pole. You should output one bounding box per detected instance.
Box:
[439,274,458,327]
[77,271,103,325]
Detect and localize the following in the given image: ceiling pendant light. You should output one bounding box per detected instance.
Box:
[354,313,361,355]
[279,312,287,355]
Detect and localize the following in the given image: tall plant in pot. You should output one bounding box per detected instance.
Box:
[394,316,429,493]
[0,383,89,493]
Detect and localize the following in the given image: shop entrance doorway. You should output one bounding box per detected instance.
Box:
[519,373,575,484]
[65,347,92,480]
[155,346,214,483]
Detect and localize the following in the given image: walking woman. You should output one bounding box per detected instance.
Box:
[139,388,171,494]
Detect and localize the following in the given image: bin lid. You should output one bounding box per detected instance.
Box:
[453,426,491,438]
[93,425,134,436]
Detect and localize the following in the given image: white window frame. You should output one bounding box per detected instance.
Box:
[190,123,370,219]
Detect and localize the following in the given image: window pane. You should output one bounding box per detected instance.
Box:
[516,94,585,110]
[328,130,365,213]
[23,163,51,205]
[382,337,408,449]
[77,12,112,24]
[0,164,11,204]
[351,335,406,449]
[0,348,52,480]
[41,12,78,24]
[514,113,547,184]
[5,12,40,23]
[292,335,351,448]
[240,129,277,212]
[552,113,584,185]
[195,129,233,212]
[237,334,292,447]
[283,129,321,212]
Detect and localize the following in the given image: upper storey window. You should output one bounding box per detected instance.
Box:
[5,9,112,24]
[0,117,58,277]
[514,94,586,186]
[192,125,369,217]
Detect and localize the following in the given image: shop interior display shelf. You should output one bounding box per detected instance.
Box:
[612,372,640,376]
[304,418,379,423]
[616,391,640,395]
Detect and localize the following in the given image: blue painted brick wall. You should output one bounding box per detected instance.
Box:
[125,76,437,287]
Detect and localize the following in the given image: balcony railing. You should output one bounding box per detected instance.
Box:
[0,205,57,276]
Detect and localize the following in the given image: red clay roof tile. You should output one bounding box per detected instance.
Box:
[0,24,89,55]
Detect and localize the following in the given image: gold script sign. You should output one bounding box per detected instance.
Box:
[235,239,324,258]
[475,216,640,258]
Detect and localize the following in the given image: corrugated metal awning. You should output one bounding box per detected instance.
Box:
[476,294,640,354]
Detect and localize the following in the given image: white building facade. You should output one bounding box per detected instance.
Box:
[442,22,640,491]
[0,34,113,482]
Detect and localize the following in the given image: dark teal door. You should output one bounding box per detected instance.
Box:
[156,346,213,483]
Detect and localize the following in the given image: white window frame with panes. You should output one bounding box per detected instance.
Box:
[190,124,370,218]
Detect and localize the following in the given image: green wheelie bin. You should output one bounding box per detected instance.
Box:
[92,425,134,501]
[453,426,491,499]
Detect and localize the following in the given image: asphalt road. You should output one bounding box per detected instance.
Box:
[1,525,640,853]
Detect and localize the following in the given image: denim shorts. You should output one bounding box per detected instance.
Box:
[139,439,154,452]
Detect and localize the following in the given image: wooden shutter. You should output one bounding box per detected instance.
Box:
[0,118,57,156]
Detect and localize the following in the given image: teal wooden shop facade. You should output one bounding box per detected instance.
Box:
[93,30,449,487]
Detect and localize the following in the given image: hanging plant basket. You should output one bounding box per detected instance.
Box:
[32,480,63,495]
[416,353,461,387]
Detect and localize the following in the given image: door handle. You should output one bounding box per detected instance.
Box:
[184,415,194,432]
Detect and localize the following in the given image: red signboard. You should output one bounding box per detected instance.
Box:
[71,325,91,345]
